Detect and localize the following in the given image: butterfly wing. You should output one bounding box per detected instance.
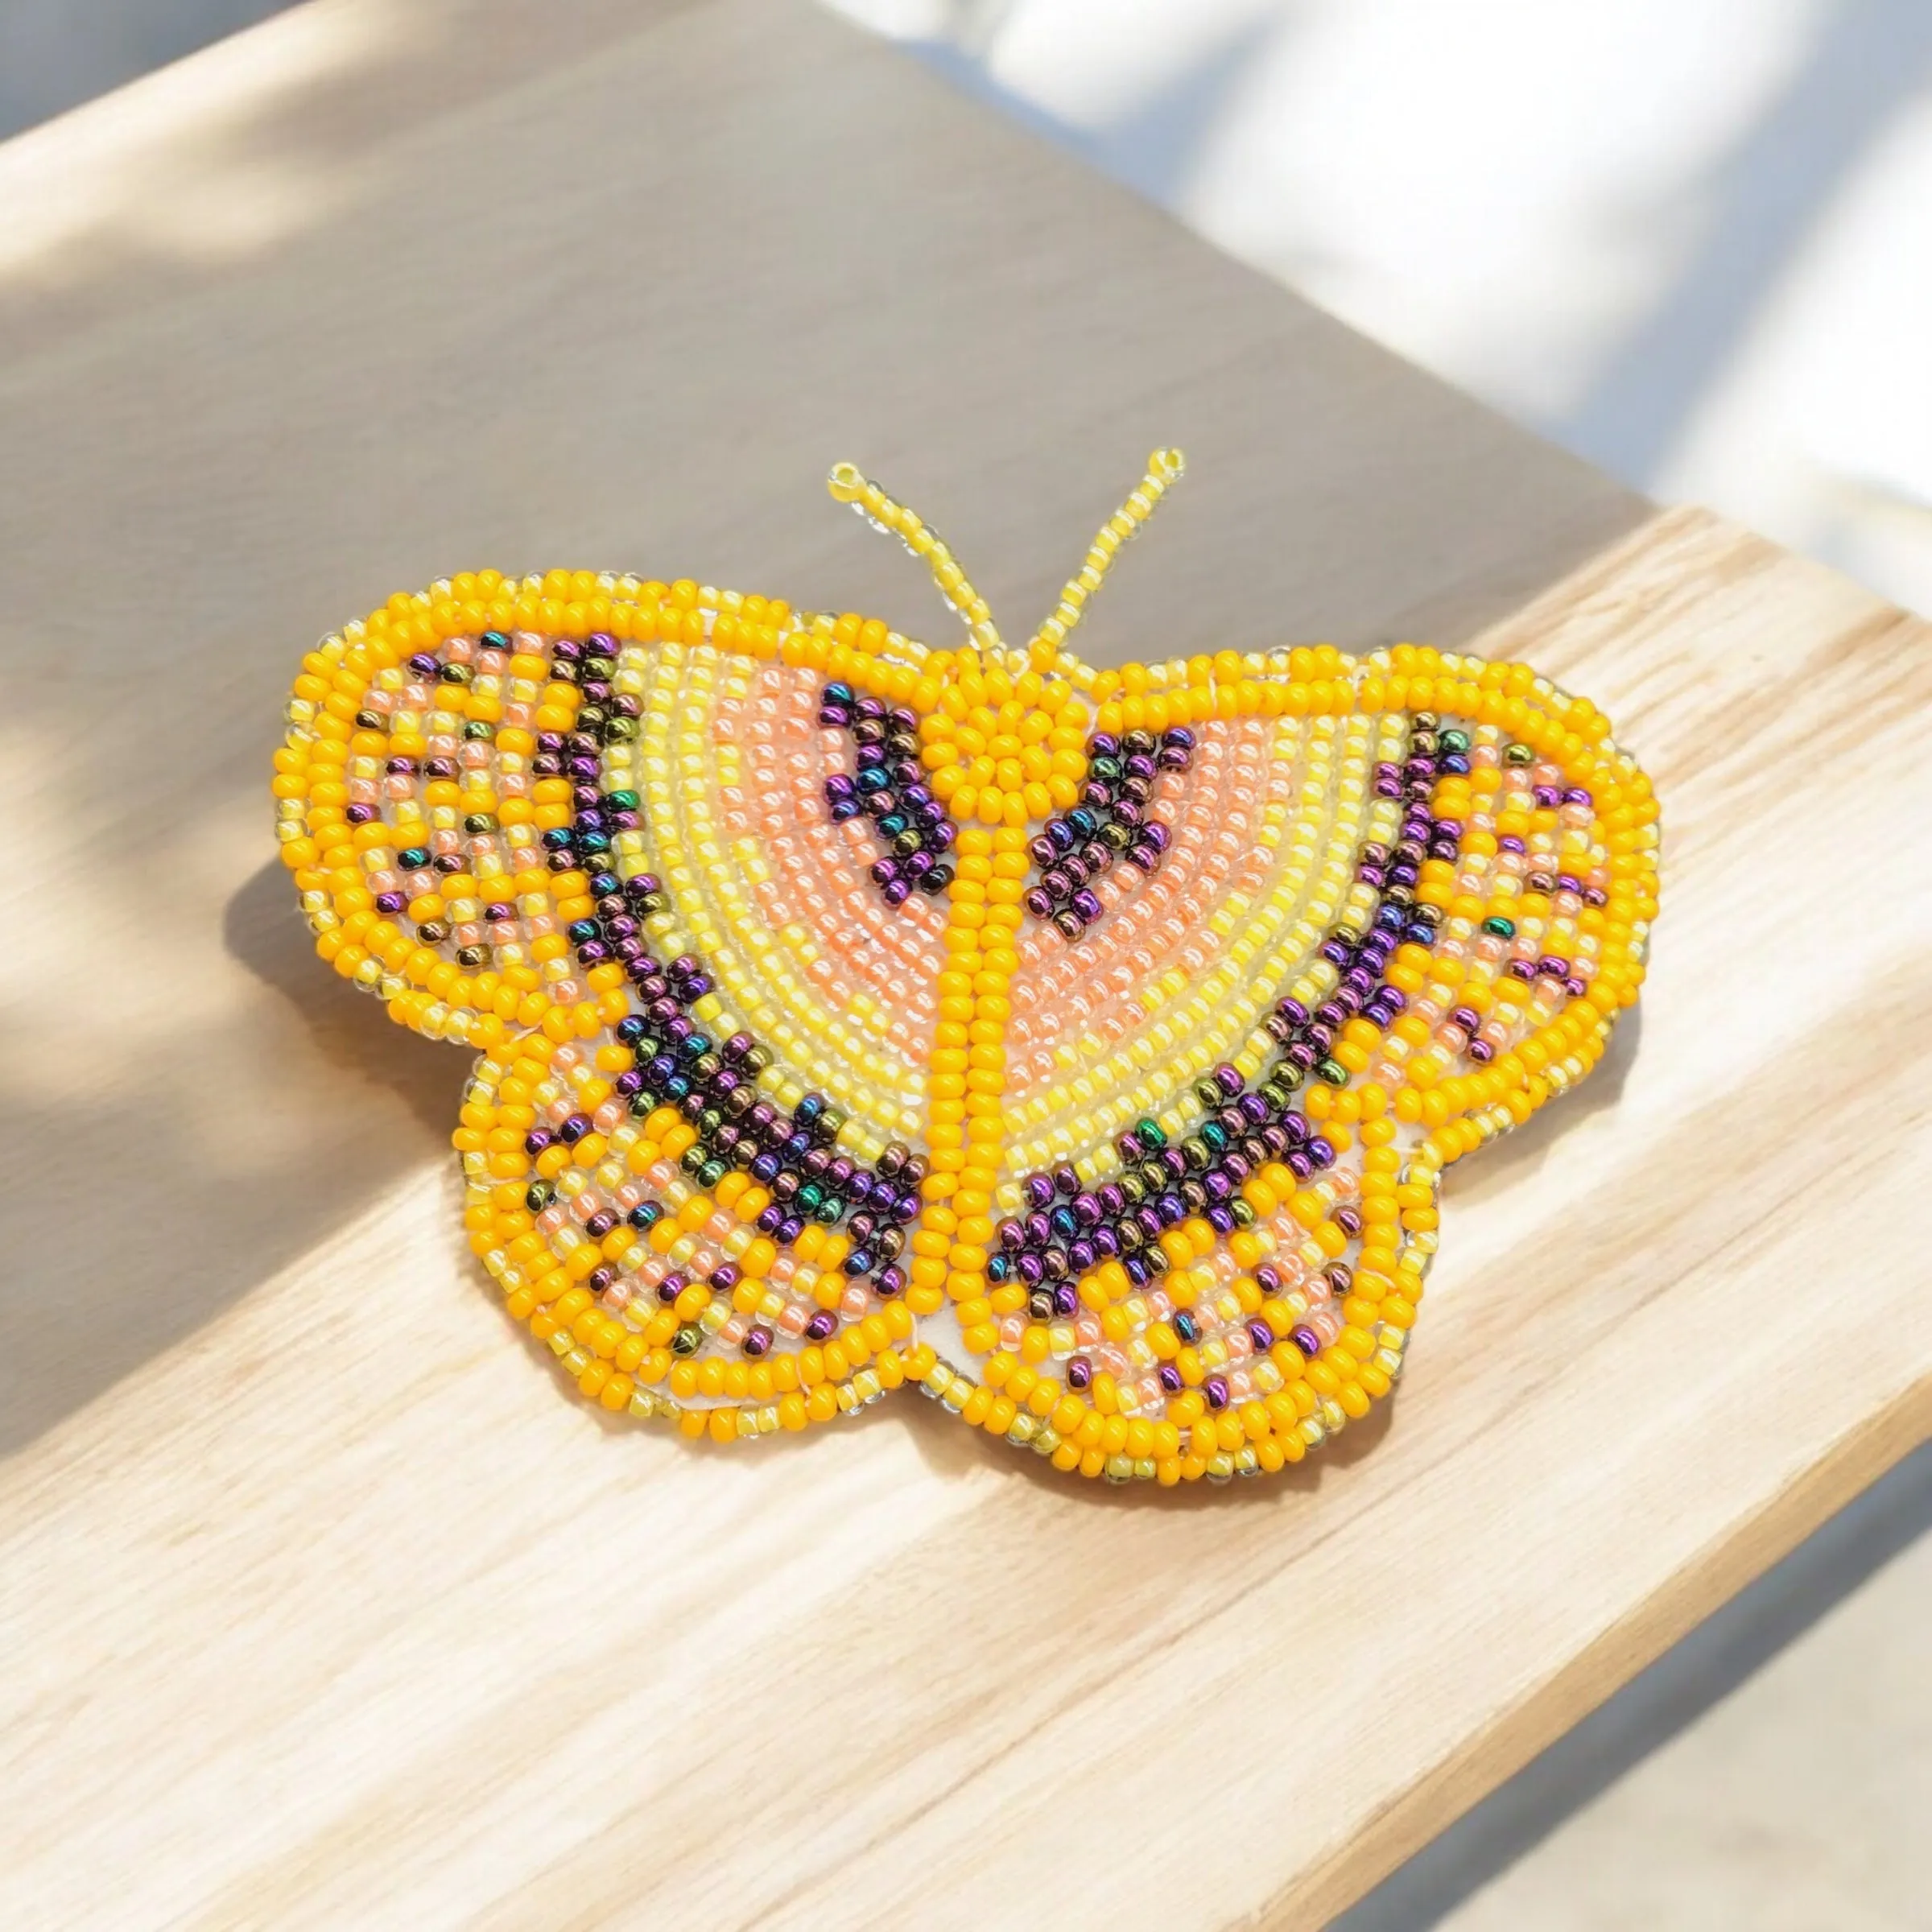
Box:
[275,572,944,1437]
[914,648,1657,1481]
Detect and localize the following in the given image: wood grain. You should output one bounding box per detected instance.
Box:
[1,3,1926,1928]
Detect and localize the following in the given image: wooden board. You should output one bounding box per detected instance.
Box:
[1,3,1926,1926]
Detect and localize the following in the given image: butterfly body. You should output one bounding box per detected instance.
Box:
[275,455,1657,1484]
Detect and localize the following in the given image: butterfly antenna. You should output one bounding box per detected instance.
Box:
[826,462,1004,661]
[1022,448,1186,672]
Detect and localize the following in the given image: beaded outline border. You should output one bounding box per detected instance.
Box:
[274,452,1658,1484]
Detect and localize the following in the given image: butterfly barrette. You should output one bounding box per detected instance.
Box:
[275,451,1658,1485]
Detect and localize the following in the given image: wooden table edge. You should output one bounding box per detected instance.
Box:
[1269,1377,1932,1927]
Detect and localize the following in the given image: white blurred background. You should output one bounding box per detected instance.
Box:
[831,0,1932,617]
[2,3,1926,1926]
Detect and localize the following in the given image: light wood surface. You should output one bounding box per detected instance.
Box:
[2,3,1927,1928]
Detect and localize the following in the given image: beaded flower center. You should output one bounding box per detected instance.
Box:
[275,452,1658,1485]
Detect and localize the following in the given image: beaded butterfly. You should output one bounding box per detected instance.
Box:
[275,452,1658,1485]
